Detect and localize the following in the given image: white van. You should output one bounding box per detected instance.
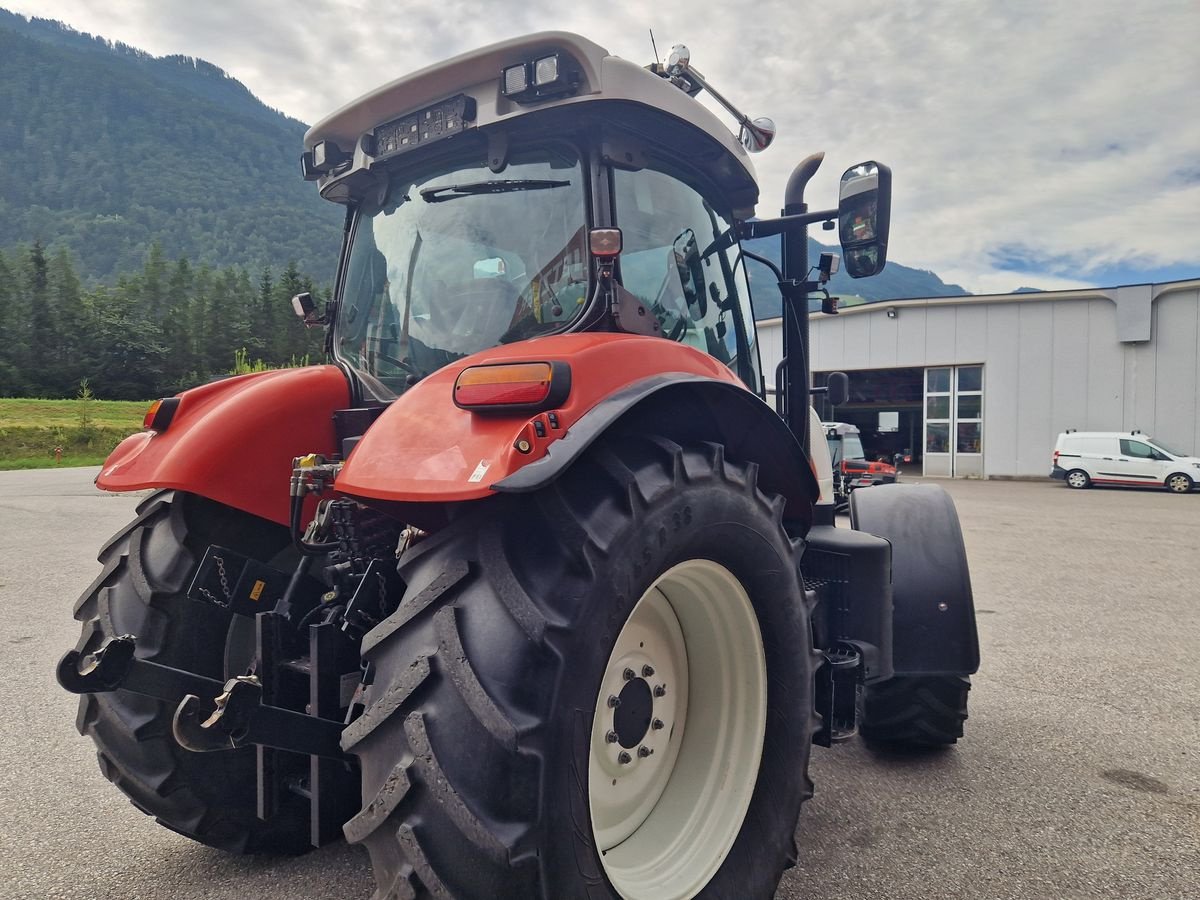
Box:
[1051,431,1200,493]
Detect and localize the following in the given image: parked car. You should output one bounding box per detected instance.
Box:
[1051,430,1200,493]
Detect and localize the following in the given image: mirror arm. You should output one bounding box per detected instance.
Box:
[703,210,839,260]
[738,209,838,242]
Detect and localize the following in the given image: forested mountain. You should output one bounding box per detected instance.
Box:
[0,240,325,400]
[0,10,341,283]
[0,10,972,402]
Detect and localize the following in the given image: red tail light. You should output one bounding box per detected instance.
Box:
[454,362,571,412]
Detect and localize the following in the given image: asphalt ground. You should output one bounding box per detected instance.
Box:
[0,467,1196,899]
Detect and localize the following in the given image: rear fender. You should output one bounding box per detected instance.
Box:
[334,333,817,522]
[850,483,979,675]
[493,375,818,524]
[96,366,350,525]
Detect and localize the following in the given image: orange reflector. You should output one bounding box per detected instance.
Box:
[454,362,569,410]
[143,400,163,430]
[143,397,180,432]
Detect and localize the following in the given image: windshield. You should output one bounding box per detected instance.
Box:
[827,433,866,462]
[336,144,589,393]
[1148,438,1188,457]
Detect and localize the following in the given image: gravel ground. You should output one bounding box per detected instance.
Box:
[1,467,1196,899]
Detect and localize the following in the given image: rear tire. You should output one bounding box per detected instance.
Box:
[1065,469,1091,489]
[860,675,970,747]
[345,438,818,900]
[70,490,311,854]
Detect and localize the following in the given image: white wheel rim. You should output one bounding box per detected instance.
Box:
[588,559,767,900]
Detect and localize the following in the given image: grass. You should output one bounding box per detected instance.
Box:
[0,397,147,470]
[0,398,148,429]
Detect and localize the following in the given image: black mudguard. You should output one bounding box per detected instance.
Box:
[492,374,819,526]
[850,483,979,675]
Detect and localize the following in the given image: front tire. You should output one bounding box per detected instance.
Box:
[70,490,311,854]
[345,438,817,900]
[860,675,971,747]
[1165,473,1193,493]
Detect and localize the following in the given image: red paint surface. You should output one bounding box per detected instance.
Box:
[336,333,746,503]
[97,366,349,524]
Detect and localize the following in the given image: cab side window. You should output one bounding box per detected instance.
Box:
[1120,439,1158,459]
[612,166,760,391]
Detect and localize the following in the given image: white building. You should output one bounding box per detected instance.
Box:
[757,279,1200,478]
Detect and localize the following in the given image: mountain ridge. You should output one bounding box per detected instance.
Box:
[1,10,976,310]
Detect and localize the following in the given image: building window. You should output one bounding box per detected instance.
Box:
[956,366,983,455]
[925,367,952,454]
[924,364,983,474]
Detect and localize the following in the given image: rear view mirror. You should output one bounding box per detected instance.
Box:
[838,161,891,278]
[827,371,849,406]
[473,257,507,279]
[291,291,315,319]
[672,229,706,317]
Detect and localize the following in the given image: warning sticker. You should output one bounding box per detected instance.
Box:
[249,580,266,602]
[468,460,490,483]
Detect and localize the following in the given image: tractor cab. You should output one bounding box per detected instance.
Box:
[299,33,884,411]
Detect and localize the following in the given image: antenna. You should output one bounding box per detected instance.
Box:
[649,29,661,66]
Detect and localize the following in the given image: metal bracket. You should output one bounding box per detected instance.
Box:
[813,643,863,747]
[57,634,349,762]
[173,675,348,760]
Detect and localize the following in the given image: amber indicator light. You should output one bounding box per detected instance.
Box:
[455,363,556,408]
[143,397,181,432]
[142,400,163,430]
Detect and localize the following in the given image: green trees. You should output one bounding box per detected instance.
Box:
[0,242,325,400]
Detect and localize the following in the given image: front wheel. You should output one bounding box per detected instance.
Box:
[345,438,818,899]
[1165,473,1193,493]
[860,675,971,747]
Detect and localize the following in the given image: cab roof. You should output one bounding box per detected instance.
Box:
[304,32,760,215]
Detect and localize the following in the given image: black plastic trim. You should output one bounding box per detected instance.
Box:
[491,373,819,523]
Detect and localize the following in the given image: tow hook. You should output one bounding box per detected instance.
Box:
[173,675,346,760]
[57,635,348,761]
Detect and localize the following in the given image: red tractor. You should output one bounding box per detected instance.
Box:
[59,33,978,900]
[824,420,901,507]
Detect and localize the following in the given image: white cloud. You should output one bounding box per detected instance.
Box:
[7,0,1200,292]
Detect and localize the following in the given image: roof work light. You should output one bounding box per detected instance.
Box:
[501,51,579,103]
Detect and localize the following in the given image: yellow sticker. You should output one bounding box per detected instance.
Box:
[249,580,266,601]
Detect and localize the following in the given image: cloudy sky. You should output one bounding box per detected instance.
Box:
[9,0,1199,294]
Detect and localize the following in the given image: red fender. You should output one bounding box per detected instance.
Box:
[336,333,746,504]
[96,366,350,525]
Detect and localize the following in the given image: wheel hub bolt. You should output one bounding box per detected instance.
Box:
[652,718,665,730]
[617,751,632,765]
[622,667,636,681]
[605,730,618,744]
[638,745,652,758]
[654,684,667,697]
[607,695,621,708]
[641,664,655,677]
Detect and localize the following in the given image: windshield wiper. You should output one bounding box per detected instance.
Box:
[420,179,570,202]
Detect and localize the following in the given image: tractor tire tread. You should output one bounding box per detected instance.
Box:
[861,674,971,746]
[348,436,815,899]
[69,491,310,855]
